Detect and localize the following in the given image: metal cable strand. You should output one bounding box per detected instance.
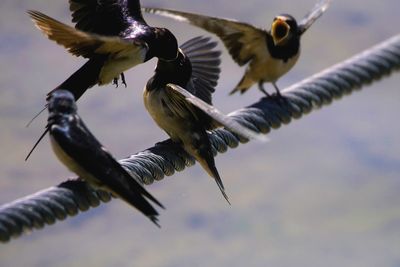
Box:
[1,34,399,243]
[0,180,112,242]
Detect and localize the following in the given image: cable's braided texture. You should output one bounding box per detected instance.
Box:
[1,34,399,243]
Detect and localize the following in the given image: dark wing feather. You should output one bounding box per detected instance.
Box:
[298,0,331,35]
[180,36,221,105]
[69,0,146,36]
[165,84,267,142]
[50,118,163,224]
[144,7,266,66]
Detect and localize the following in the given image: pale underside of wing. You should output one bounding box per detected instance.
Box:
[143,7,266,66]
[298,0,332,34]
[28,10,146,58]
[165,83,267,142]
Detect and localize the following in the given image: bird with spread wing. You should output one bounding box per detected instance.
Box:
[144,36,266,203]
[143,0,331,96]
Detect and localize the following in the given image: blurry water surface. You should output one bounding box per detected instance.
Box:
[0,0,399,266]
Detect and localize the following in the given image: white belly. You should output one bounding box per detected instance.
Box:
[248,46,300,82]
[98,47,146,85]
[143,88,184,142]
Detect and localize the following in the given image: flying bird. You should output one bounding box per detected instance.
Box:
[26,0,179,159]
[143,0,331,96]
[143,36,265,203]
[48,90,164,226]
[29,0,178,100]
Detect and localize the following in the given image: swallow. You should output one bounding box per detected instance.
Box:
[47,89,164,226]
[28,0,178,100]
[143,36,265,203]
[26,0,179,159]
[143,0,331,96]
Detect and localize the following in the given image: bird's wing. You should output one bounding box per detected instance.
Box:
[144,7,266,66]
[69,0,146,35]
[298,0,331,35]
[50,118,163,225]
[180,36,221,105]
[165,84,267,142]
[28,10,148,58]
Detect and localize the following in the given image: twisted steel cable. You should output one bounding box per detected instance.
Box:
[1,34,400,243]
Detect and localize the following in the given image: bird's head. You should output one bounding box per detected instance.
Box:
[270,14,298,46]
[48,90,77,116]
[153,28,179,61]
[155,49,192,84]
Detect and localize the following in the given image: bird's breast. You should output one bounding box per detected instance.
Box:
[49,134,102,187]
[143,87,187,142]
[98,46,147,85]
[249,46,300,82]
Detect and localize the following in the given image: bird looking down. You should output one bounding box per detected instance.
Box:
[144,36,265,203]
[143,0,331,96]
[47,90,164,227]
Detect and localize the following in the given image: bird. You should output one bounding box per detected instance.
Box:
[28,0,178,100]
[143,36,265,203]
[47,89,164,226]
[26,0,179,160]
[143,0,331,96]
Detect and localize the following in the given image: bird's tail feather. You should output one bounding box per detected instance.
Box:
[194,146,230,204]
[230,74,254,95]
[113,187,162,227]
[47,57,105,101]
[26,57,105,159]
[26,105,47,127]
[25,127,49,161]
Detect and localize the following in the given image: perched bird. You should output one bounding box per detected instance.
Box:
[144,36,265,203]
[48,90,164,226]
[26,0,179,159]
[143,0,331,96]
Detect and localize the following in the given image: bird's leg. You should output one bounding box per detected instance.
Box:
[121,72,127,88]
[272,82,282,97]
[258,81,270,97]
[112,73,127,88]
[113,77,119,88]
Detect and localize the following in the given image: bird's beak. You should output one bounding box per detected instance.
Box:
[271,17,291,46]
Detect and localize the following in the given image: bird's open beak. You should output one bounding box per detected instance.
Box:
[271,17,291,46]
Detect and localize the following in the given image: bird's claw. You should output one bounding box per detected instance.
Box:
[113,73,127,88]
[121,73,127,88]
[258,82,286,101]
[272,82,283,98]
[113,77,119,88]
[258,81,270,97]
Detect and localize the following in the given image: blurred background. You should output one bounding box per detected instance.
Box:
[0,0,399,266]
